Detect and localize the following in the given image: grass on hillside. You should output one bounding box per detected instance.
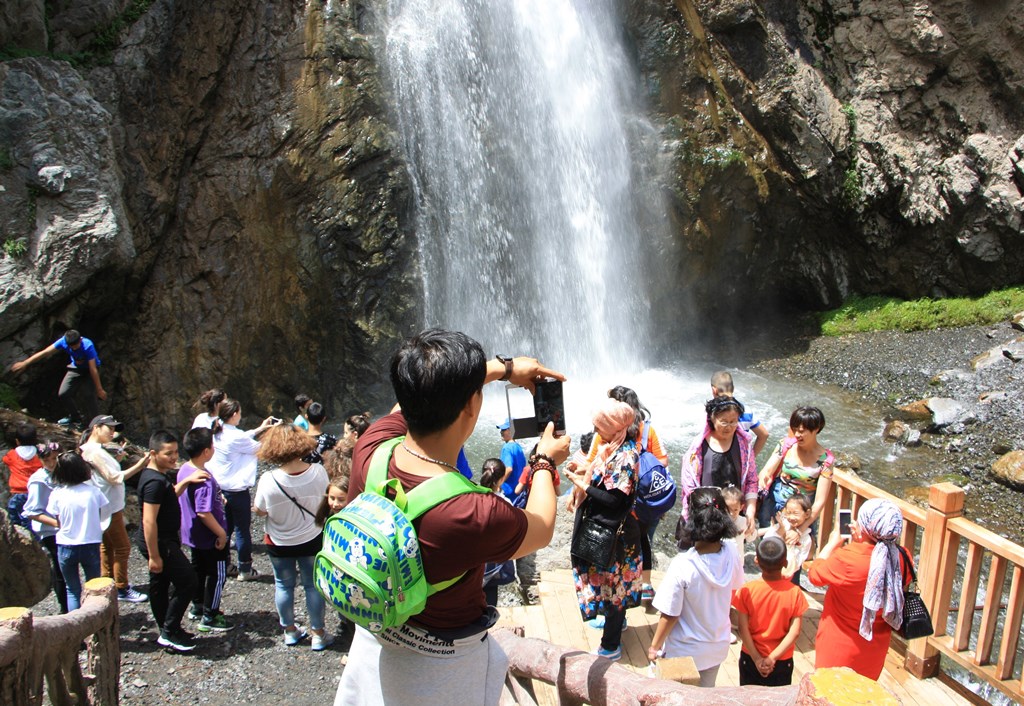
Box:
[819,288,1024,336]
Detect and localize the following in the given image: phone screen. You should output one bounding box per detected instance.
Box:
[838,508,853,536]
[534,379,566,437]
[505,384,538,440]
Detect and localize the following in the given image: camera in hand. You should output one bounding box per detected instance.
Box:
[504,379,567,439]
[533,379,566,437]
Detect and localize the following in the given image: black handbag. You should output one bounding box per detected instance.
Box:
[570,509,622,567]
[570,479,637,567]
[896,546,934,640]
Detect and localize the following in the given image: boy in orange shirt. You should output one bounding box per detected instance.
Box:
[732,536,808,686]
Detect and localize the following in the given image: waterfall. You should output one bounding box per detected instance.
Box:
[380,0,664,374]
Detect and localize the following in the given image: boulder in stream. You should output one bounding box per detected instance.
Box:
[991,450,1024,490]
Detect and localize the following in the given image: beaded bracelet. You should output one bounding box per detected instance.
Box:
[529,460,556,483]
[529,452,557,468]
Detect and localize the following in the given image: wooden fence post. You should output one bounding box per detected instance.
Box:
[0,607,33,705]
[905,482,964,678]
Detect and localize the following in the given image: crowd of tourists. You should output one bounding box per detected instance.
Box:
[4,327,917,702]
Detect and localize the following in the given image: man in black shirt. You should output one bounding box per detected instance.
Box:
[137,430,207,652]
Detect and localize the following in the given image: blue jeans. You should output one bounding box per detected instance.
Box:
[269,554,324,631]
[6,493,30,530]
[222,489,253,570]
[58,543,101,611]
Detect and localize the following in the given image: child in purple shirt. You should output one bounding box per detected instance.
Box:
[178,427,233,633]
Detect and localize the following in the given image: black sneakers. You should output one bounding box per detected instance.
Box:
[157,629,197,653]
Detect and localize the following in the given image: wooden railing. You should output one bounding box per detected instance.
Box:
[0,577,120,705]
[819,470,1024,702]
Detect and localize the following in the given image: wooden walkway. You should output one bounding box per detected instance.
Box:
[496,570,974,705]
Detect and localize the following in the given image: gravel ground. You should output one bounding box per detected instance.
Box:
[35,510,351,705]
[25,321,1024,704]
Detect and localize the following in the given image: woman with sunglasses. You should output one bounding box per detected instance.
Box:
[679,397,757,541]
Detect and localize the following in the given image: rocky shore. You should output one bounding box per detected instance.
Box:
[750,319,1024,540]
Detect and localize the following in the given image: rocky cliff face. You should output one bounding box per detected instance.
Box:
[1,0,1022,425]
[623,0,1023,346]
[1,1,417,429]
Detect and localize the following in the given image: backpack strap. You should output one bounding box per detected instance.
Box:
[405,471,489,520]
[365,436,404,495]
[363,436,489,595]
[640,421,650,454]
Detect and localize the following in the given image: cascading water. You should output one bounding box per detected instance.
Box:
[380,0,664,375]
[369,2,964,547]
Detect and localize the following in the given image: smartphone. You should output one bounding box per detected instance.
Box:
[533,379,566,437]
[505,384,539,440]
[838,508,853,537]
[270,417,283,425]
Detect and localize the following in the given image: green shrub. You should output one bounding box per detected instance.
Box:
[3,238,27,257]
[841,103,857,136]
[820,288,1024,335]
[841,165,862,207]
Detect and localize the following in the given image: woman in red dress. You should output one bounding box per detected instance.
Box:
[808,498,912,679]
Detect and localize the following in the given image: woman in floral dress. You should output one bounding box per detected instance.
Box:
[566,400,643,661]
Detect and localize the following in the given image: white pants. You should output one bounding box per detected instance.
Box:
[334,623,508,706]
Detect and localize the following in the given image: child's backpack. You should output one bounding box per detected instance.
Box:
[314,436,488,633]
[634,423,677,524]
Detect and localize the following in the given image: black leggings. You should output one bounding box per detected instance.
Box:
[601,608,627,651]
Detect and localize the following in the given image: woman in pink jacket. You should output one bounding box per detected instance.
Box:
[679,397,757,540]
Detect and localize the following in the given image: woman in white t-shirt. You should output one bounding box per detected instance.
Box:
[42,452,110,611]
[208,399,275,579]
[253,424,331,651]
[80,415,152,603]
[648,487,745,687]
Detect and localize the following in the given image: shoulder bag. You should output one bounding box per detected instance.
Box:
[570,460,638,567]
[896,545,934,640]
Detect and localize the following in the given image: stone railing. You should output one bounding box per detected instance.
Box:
[0,577,120,705]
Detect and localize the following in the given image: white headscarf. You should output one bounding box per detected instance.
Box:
[858,498,905,640]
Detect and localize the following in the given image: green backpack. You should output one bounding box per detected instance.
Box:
[314,436,488,633]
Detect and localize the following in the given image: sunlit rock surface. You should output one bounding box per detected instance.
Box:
[0,0,1021,423]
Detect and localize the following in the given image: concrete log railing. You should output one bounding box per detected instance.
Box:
[819,472,1024,703]
[0,577,120,706]
[493,629,901,706]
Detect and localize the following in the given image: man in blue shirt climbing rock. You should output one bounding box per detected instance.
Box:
[11,329,107,426]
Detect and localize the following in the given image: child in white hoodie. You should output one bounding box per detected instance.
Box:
[648,487,745,687]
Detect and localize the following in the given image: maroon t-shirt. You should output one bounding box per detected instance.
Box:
[350,412,528,631]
